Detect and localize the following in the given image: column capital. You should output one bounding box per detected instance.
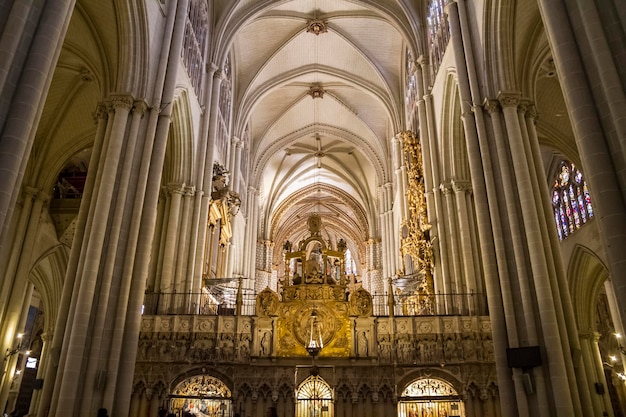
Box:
[497,91,521,108]
[184,186,196,197]
[579,330,601,342]
[525,103,539,121]
[518,98,531,115]
[93,102,110,123]
[208,62,220,74]
[452,179,472,194]
[165,183,185,195]
[417,55,429,68]
[132,99,149,116]
[440,182,454,195]
[482,98,501,114]
[109,94,135,110]
[23,186,40,200]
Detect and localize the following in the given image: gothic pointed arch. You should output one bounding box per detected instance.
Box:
[163,89,196,185]
[568,244,609,330]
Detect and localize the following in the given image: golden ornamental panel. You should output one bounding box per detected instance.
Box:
[274,296,351,358]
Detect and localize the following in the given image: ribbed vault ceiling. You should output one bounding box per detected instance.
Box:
[229,0,409,259]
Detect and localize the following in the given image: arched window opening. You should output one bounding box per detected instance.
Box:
[170,375,232,416]
[551,160,594,240]
[398,378,464,417]
[183,0,208,98]
[215,55,232,163]
[296,374,333,417]
[405,48,418,128]
[427,0,450,78]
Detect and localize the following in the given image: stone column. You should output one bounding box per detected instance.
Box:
[0,0,76,259]
[392,134,407,221]
[446,2,519,414]
[536,0,626,333]
[441,182,462,309]
[452,180,477,312]
[37,102,109,417]
[111,0,190,411]
[175,186,194,294]
[417,57,451,303]
[499,92,578,416]
[51,94,133,416]
[159,184,184,296]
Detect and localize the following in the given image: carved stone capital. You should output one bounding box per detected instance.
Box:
[23,186,40,200]
[93,102,109,122]
[440,182,454,195]
[417,55,429,68]
[518,99,530,115]
[525,103,538,121]
[497,92,521,108]
[166,183,185,196]
[482,99,500,114]
[109,94,134,110]
[132,100,149,116]
[452,180,472,194]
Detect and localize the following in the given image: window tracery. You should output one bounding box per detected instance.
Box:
[405,48,418,128]
[182,0,208,97]
[399,378,464,417]
[427,0,450,78]
[551,161,594,240]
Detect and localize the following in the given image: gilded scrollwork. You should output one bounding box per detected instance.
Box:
[398,131,435,311]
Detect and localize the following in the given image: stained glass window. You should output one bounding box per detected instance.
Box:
[405,48,418,127]
[182,0,209,98]
[427,0,450,78]
[552,161,594,240]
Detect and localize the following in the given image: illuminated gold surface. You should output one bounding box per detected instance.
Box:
[274,295,352,357]
[399,131,435,312]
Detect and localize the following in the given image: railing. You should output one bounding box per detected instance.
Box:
[142,290,488,317]
[372,291,489,317]
[142,291,257,316]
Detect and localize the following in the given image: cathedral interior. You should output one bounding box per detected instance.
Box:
[1,1,626,417]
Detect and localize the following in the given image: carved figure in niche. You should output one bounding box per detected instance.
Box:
[237,334,250,360]
[397,335,413,363]
[292,272,302,285]
[462,335,477,361]
[304,248,324,283]
[337,238,347,252]
[482,336,494,361]
[357,331,369,357]
[260,331,270,356]
[378,335,392,362]
[283,240,292,252]
[211,163,229,199]
[444,336,457,361]
[221,334,234,361]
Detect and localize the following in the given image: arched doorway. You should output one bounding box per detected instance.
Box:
[170,375,232,417]
[398,378,464,417]
[296,374,333,417]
